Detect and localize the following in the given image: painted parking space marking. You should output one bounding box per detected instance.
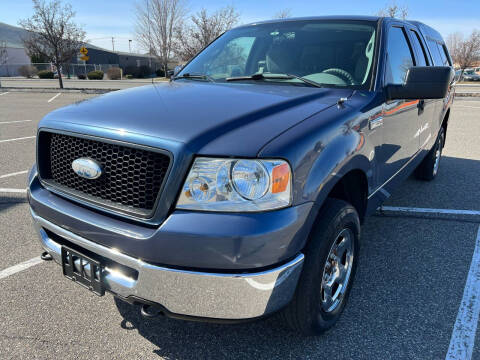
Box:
[0,136,36,144]
[380,206,480,217]
[446,226,480,360]
[0,257,43,281]
[0,92,9,96]
[0,170,28,179]
[0,188,27,194]
[0,120,33,125]
[47,93,61,103]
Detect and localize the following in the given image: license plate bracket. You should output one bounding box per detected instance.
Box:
[61,246,105,296]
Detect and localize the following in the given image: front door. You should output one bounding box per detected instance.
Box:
[378,24,420,185]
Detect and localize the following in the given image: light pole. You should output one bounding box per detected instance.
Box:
[129,40,132,53]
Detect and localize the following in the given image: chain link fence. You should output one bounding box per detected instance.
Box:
[0,63,120,78]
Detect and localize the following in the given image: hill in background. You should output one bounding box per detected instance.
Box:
[0,22,29,48]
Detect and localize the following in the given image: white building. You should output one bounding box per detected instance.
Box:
[0,46,31,76]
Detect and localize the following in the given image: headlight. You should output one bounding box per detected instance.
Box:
[176,157,292,212]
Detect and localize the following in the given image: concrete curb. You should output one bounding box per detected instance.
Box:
[456,92,480,97]
[0,87,117,94]
[376,206,480,222]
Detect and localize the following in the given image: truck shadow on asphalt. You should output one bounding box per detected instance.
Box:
[383,155,480,210]
[0,195,28,213]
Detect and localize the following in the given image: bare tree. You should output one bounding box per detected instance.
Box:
[446,32,463,59]
[19,0,85,89]
[447,30,480,76]
[377,1,408,19]
[175,6,240,61]
[274,9,292,19]
[135,0,187,75]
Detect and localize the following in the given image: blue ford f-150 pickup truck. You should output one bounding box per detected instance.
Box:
[28,16,454,335]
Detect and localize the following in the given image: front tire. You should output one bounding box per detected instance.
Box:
[282,198,360,335]
[415,127,445,181]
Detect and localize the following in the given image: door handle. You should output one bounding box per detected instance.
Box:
[369,117,383,130]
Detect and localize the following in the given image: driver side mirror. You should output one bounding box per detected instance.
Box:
[385,66,453,100]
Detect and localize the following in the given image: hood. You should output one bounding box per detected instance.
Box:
[41,81,352,156]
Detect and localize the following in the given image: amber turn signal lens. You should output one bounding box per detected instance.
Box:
[272,163,290,193]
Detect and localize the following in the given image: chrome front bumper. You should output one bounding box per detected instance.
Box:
[31,210,304,320]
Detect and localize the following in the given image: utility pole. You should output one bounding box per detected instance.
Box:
[111,37,115,52]
[129,40,132,53]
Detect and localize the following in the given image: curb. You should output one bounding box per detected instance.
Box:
[0,87,118,94]
[377,206,480,222]
[456,93,480,97]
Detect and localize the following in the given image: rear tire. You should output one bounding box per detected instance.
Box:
[282,198,360,335]
[415,127,445,181]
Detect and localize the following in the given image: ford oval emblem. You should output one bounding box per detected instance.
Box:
[72,158,103,180]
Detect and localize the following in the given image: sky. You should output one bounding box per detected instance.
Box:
[1,0,479,52]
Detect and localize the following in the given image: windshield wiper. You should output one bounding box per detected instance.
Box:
[226,73,323,88]
[173,73,214,82]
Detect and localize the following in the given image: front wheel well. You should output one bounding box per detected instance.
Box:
[327,169,368,223]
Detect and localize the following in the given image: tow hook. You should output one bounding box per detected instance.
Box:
[41,251,52,261]
[140,304,163,318]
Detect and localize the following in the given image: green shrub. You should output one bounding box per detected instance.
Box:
[18,65,38,78]
[38,70,54,79]
[106,67,122,80]
[125,74,133,79]
[87,70,104,80]
[155,68,165,77]
[77,74,86,80]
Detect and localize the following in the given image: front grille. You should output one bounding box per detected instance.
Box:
[38,131,171,217]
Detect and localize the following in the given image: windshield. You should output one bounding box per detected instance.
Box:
[178,20,377,89]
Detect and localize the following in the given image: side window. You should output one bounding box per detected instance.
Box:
[427,39,443,66]
[439,44,452,66]
[385,27,414,85]
[410,30,429,66]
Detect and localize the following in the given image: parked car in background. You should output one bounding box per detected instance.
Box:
[29,16,454,335]
[462,69,480,81]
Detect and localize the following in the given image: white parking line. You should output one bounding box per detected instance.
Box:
[0,136,36,144]
[446,226,480,360]
[0,188,27,194]
[0,120,33,125]
[47,93,61,103]
[0,257,43,280]
[0,170,28,179]
[380,206,480,216]
[0,92,8,96]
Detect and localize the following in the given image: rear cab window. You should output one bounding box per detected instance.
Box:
[426,39,444,66]
[409,30,429,66]
[439,44,452,66]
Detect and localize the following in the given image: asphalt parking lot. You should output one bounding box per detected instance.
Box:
[1,91,480,359]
